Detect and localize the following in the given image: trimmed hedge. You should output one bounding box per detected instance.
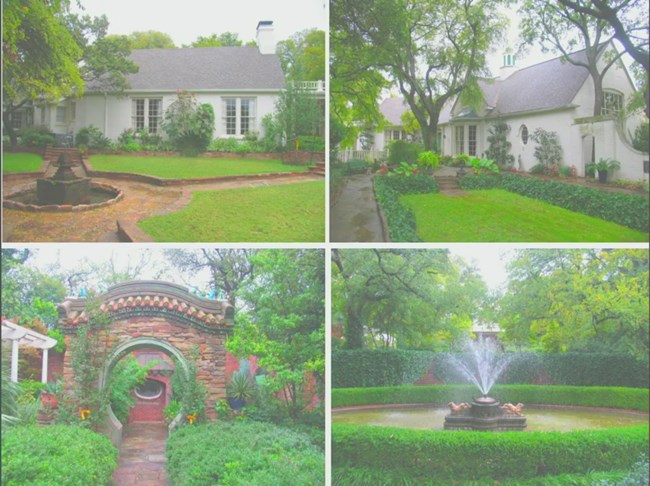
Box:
[374,175,438,241]
[459,174,649,232]
[333,349,435,388]
[1,425,118,485]
[332,423,649,483]
[166,421,324,485]
[332,384,650,411]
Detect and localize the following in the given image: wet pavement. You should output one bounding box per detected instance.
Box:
[3,173,321,242]
[112,423,170,486]
[330,174,385,242]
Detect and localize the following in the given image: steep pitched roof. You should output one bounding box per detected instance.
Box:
[88,47,285,92]
[380,97,410,125]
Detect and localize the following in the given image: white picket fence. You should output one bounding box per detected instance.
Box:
[338,149,388,163]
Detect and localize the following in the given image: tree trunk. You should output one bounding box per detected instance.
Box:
[591,71,604,116]
[345,306,364,349]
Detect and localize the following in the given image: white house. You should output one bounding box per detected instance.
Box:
[34,21,286,142]
[361,44,648,181]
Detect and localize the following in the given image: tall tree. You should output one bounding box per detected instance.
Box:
[125,30,176,49]
[331,0,508,150]
[499,249,649,360]
[276,29,325,81]
[520,0,629,116]
[186,32,245,48]
[226,249,324,418]
[557,0,649,117]
[165,249,255,306]
[332,249,487,349]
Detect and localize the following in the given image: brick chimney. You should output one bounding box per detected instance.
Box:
[256,21,275,55]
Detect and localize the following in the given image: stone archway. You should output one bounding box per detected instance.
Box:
[57,280,234,446]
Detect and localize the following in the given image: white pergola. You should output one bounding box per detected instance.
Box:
[2,320,58,383]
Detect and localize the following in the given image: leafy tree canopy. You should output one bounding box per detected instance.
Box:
[186,32,251,48]
[124,30,176,49]
[276,29,325,81]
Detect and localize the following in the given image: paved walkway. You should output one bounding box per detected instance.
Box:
[112,423,170,486]
[330,174,385,242]
[3,173,321,242]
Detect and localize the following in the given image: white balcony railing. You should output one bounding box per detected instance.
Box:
[290,80,325,92]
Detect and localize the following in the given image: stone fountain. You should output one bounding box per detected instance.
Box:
[36,152,91,205]
[443,336,527,431]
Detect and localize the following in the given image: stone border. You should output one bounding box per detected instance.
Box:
[116,219,154,242]
[3,181,123,212]
[372,175,391,242]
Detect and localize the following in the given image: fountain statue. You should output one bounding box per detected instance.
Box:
[36,152,91,205]
[443,336,526,431]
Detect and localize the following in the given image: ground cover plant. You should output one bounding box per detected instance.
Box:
[2,152,43,173]
[166,420,324,485]
[401,189,648,242]
[88,154,310,178]
[332,385,649,484]
[1,425,118,485]
[137,181,325,242]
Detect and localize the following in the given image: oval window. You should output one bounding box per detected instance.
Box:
[135,379,164,400]
[520,125,529,145]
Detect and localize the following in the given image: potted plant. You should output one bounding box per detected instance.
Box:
[40,381,62,408]
[588,158,621,183]
[226,373,256,410]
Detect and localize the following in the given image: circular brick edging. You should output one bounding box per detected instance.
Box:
[3,182,124,212]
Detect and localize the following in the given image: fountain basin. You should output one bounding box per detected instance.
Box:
[36,177,91,205]
[4,182,123,212]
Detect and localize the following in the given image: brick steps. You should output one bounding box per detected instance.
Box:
[44,146,83,165]
[435,175,460,191]
[309,161,326,176]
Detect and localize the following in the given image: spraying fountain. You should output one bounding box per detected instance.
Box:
[443,336,527,431]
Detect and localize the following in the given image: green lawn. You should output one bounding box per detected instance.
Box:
[2,152,43,173]
[138,181,325,242]
[89,154,309,179]
[401,189,649,242]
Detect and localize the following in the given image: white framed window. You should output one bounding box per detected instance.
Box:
[602,90,623,115]
[222,97,257,136]
[56,106,66,124]
[455,126,464,154]
[468,125,477,156]
[385,129,408,142]
[132,98,162,134]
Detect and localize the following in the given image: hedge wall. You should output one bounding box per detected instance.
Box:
[332,384,649,483]
[1,425,118,486]
[331,384,650,412]
[332,423,649,483]
[332,349,435,388]
[374,175,438,242]
[459,174,649,232]
[333,350,649,388]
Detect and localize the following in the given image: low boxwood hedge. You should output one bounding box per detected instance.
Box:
[166,421,324,485]
[1,425,118,485]
[459,174,649,232]
[374,175,438,241]
[332,384,650,411]
[333,349,435,388]
[332,423,649,483]
[333,384,649,483]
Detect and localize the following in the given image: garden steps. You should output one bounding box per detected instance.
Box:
[435,175,461,191]
[309,161,326,176]
[44,146,83,165]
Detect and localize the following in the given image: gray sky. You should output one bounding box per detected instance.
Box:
[74,0,327,46]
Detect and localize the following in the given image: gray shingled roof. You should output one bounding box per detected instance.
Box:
[380,97,410,125]
[88,47,285,92]
[478,47,600,117]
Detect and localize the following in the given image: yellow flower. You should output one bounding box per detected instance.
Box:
[187,413,197,424]
[80,409,91,420]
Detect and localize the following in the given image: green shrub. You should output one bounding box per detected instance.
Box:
[332,423,648,483]
[75,125,111,150]
[531,128,563,168]
[631,120,649,153]
[388,140,423,165]
[333,350,435,388]
[332,384,649,411]
[1,425,118,485]
[330,164,347,199]
[529,163,547,174]
[346,158,369,175]
[162,91,215,156]
[17,380,46,403]
[166,421,324,485]
[17,126,55,147]
[109,355,155,424]
[374,175,438,241]
[297,135,325,152]
[469,157,499,174]
[459,173,649,232]
[417,151,440,171]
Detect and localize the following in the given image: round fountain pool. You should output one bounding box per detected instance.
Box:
[4,182,123,212]
[333,405,648,432]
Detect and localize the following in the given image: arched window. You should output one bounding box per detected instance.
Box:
[602,90,624,115]
[520,125,529,145]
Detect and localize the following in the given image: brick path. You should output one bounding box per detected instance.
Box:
[112,423,170,486]
[2,173,321,242]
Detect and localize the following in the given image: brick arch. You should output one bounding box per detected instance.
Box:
[57,280,234,445]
